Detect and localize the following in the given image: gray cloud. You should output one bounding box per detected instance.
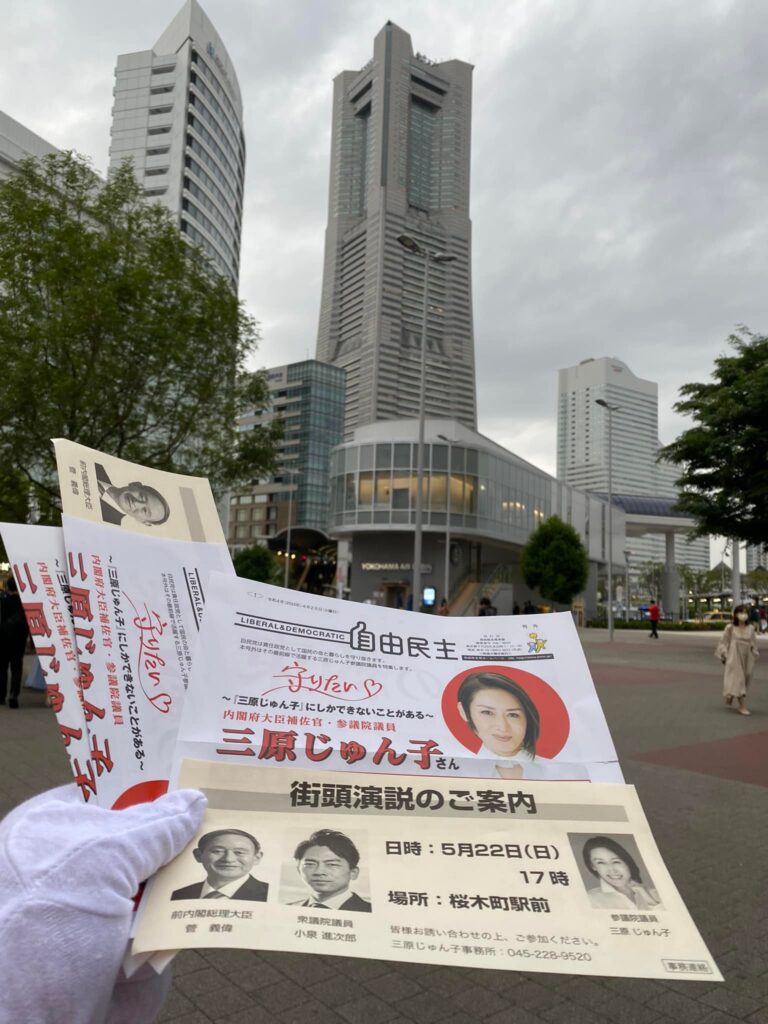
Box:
[3,0,766,489]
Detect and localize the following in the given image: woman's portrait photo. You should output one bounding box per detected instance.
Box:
[570,833,663,911]
[441,666,584,779]
[457,671,539,762]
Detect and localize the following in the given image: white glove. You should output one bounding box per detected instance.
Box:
[0,784,206,1024]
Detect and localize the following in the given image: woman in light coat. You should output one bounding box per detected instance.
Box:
[716,604,759,716]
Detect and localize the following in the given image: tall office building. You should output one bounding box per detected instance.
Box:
[109,0,244,289]
[746,545,768,573]
[229,360,346,552]
[557,358,675,494]
[557,357,709,572]
[316,22,476,437]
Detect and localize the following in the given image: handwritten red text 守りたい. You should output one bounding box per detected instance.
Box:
[264,660,383,702]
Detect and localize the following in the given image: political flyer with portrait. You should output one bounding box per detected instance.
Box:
[51,439,235,808]
[133,760,722,982]
[171,572,624,785]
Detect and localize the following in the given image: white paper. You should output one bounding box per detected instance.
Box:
[172,574,623,785]
[53,440,235,807]
[0,524,95,796]
[134,760,721,982]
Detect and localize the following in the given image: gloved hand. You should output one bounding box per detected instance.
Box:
[0,784,206,1024]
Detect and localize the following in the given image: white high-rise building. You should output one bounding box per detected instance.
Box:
[0,110,58,182]
[109,0,244,290]
[746,545,768,572]
[316,23,477,437]
[557,357,709,573]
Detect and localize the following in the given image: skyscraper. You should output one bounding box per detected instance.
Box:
[316,22,476,437]
[557,357,709,572]
[109,0,244,290]
[229,360,346,552]
[557,358,672,495]
[746,545,768,573]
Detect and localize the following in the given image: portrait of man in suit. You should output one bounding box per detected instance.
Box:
[289,829,371,912]
[171,828,269,902]
[95,463,171,528]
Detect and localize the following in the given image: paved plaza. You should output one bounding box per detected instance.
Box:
[1,629,767,1024]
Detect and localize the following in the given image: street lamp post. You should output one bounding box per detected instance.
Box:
[437,433,457,607]
[596,398,620,641]
[397,234,456,610]
[624,549,633,622]
[283,466,300,589]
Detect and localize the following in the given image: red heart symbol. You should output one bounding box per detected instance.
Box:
[148,691,173,713]
[363,679,383,699]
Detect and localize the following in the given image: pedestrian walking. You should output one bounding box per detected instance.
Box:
[716,604,759,716]
[478,596,497,616]
[648,601,661,639]
[437,598,449,616]
[0,576,29,708]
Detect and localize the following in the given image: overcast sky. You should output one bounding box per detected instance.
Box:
[3,0,767,495]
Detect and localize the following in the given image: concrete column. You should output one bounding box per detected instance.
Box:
[662,531,680,621]
[584,561,599,621]
[732,541,741,607]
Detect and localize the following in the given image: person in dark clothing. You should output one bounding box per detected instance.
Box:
[0,576,29,708]
[478,596,497,616]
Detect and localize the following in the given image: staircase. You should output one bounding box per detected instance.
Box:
[451,564,514,616]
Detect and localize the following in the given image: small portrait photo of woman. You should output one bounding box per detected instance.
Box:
[570,833,663,911]
[442,666,581,780]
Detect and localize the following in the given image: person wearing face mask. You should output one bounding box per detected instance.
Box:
[716,604,759,716]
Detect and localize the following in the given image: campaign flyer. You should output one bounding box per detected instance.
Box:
[172,573,624,784]
[134,760,721,982]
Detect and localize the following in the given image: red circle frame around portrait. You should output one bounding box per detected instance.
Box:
[441,664,570,759]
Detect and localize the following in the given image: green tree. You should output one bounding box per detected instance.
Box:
[745,567,768,597]
[0,151,281,521]
[520,516,588,606]
[677,563,720,617]
[233,545,280,584]
[660,327,768,545]
[637,560,664,600]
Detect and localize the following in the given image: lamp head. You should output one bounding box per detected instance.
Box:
[397,234,423,255]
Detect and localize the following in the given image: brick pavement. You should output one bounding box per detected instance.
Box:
[1,634,767,1024]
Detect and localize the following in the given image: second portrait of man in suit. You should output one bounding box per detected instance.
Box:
[288,829,371,912]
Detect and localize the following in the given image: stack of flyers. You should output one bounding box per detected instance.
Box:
[1,439,234,807]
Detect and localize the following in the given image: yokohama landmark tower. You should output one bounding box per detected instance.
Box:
[316,23,477,436]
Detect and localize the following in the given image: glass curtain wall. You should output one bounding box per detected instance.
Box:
[330,442,551,542]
